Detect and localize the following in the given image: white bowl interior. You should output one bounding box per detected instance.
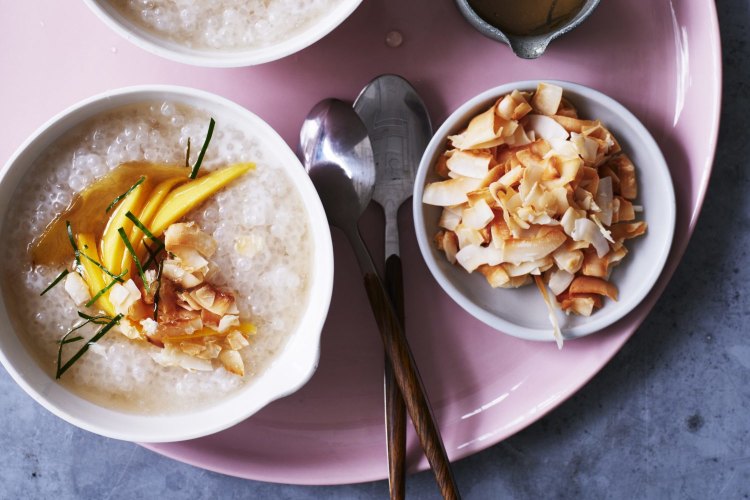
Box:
[83,0,363,67]
[0,86,333,442]
[413,80,675,342]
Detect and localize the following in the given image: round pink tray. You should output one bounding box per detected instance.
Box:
[0,0,721,485]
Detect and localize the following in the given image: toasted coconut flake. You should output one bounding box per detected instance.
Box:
[218,315,240,333]
[446,150,494,179]
[422,177,483,206]
[560,295,598,316]
[591,214,615,244]
[455,225,486,249]
[504,257,553,277]
[534,275,564,348]
[610,154,638,199]
[434,153,451,178]
[163,259,203,288]
[552,115,597,134]
[456,244,504,273]
[531,83,563,116]
[462,199,495,229]
[116,318,142,340]
[503,227,566,265]
[226,330,250,350]
[180,341,206,356]
[467,188,496,208]
[151,345,213,372]
[219,350,244,376]
[581,248,609,278]
[477,264,510,287]
[596,176,614,225]
[610,221,648,241]
[448,106,506,150]
[140,318,158,336]
[193,340,221,360]
[525,114,569,142]
[552,244,584,274]
[110,279,142,316]
[548,269,575,296]
[64,272,91,306]
[569,276,618,301]
[616,197,636,222]
[439,208,462,231]
[165,222,217,258]
[571,218,610,258]
[571,132,599,164]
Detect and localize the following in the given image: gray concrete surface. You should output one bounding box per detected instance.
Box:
[2,1,748,498]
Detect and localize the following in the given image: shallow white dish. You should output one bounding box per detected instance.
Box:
[82,0,363,67]
[413,80,676,342]
[0,85,334,442]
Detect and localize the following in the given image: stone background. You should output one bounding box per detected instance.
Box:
[1,0,747,498]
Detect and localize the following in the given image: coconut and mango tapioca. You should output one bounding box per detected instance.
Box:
[2,103,312,414]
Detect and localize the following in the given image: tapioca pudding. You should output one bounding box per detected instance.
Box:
[2,101,313,415]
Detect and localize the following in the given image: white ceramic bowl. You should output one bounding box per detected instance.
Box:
[413,80,675,342]
[82,0,363,67]
[0,85,334,442]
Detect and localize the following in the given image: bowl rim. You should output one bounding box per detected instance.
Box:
[0,84,334,442]
[81,0,364,67]
[412,79,676,342]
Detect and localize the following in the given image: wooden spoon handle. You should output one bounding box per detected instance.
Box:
[384,254,407,500]
[363,271,461,500]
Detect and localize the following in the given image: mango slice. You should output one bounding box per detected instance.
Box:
[149,163,254,237]
[76,233,115,316]
[100,179,150,276]
[124,176,186,273]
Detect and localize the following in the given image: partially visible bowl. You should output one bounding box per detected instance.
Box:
[413,80,675,342]
[0,85,334,442]
[82,0,363,67]
[454,0,601,59]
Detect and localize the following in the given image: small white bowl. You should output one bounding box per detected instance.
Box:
[0,85,334,442]
[82,0,363,67]
[413,80,675,342]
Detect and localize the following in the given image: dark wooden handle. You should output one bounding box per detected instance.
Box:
[363,272,461,500]
[384,254,407,500]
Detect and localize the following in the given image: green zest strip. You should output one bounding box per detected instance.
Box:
[105,176,145,213]
[142,241,162,271]
[85,269,127,308]
[125,211,164,249]
[66,221,81,271]
[40,269,69,296]
[79,248,124,283]
[153,259,164,321]
[185,137,191,169]
[56,314,122,379]
[118,228,148,291]
[78,311,114,322]
[58,335,84,345]
[189,118,215,179]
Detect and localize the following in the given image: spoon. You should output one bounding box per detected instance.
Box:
[354,74,433,500]
[301,99,460,500]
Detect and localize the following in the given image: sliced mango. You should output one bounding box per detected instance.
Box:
[124,176,186,273]
[100,179,150,276]
[76,233,115,316]
[149,163,254,237]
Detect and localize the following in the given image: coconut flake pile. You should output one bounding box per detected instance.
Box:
[423,83,647,346]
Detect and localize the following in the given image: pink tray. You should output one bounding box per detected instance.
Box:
[0,0,721,485]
